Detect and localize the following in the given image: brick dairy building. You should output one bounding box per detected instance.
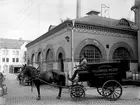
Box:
[26,9,138,76]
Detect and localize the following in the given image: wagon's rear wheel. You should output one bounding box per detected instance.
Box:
[102,80,122,101]
[70,84,85,100]
[97,87,103,96]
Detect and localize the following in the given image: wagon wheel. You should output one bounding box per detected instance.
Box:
[70,84,85,100]
[102,80,122,101]
[97,87,103,96]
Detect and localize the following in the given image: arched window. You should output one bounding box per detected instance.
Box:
[113,47,131,60]
[46,49,53,70]
[37,52,43,71]
[31,54,36,66]
[38,52,42,64]
[118,18,130,27]
[31,54,35,63]
[80,45,102,63]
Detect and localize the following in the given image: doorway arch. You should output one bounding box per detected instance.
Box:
[56,47,65,72]
[46,49,53,70]
[58,53,64,72]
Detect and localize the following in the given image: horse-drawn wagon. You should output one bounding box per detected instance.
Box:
[69,61,128,101]
[21,60,130,101]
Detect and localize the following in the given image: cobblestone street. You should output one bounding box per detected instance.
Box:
[1,73,140,105]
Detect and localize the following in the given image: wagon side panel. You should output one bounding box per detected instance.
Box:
[87,62,122,87]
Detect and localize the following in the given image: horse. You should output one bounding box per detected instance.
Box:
[17,73,32,86]
[20,64,66,100]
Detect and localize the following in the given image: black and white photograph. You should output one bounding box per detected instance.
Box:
[1,0,140,105]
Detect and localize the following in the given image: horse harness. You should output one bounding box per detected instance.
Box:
[27,67,69,88]
[28,66,40,81]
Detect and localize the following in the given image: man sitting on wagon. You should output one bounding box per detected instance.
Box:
[68,54,88,82]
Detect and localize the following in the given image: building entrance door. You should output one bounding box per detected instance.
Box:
[58,53,64,72]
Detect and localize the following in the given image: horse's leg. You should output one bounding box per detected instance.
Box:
[34,81,41,100]
[56,87,62,99]
[56,75,65,99]
[19,79,21,85]
[36,85,41,100]
[18,77,21,85]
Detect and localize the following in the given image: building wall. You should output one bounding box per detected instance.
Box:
[20,42,28,64]
[73,29,137,61]
[27,27,71,72]
[26,23,138,75]
[0,48,20,73]
[0,42,28,73]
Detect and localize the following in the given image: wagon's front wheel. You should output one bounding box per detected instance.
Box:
[102,80,122,101]
[97,87,103,96]
[70,84,85,100]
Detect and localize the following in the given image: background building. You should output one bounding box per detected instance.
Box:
[132,0,140,64]
[26,10,138,77]
[0,38,30,73]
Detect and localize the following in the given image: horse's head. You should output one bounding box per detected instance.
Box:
[21,64,39,80]
[20,64,31,78]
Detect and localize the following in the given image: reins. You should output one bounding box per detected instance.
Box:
[30,78,69,92]
[31,77,69,89]
[24,66,70,91]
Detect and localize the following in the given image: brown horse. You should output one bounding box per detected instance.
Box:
[21,64,66,100]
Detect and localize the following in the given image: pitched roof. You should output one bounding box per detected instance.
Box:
[75,14,137,30]
[26,14,137,47]
[0,38,31,49]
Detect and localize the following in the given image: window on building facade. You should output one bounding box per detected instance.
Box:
[118,18,130,27]
[13,50,15,55]
[5,50,8,55]
[113,47,131,60]
[2,58,5,62]
[2,49,8,55]
[80,45,102,63]
[3,50,5,55]
[6,58,9,62]
[16,51,19,55]
[12,58,15,62]
[16,58,19,62]
[31,54,35,64]
[46,49,53,70]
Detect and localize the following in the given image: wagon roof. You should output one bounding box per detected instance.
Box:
[87,61,121,65]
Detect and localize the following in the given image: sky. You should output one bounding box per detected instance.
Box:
[0,0,135,41]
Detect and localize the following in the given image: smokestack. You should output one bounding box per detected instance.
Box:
[76,0,81,19]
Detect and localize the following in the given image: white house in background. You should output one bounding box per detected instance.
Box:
[0,38,31,73]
